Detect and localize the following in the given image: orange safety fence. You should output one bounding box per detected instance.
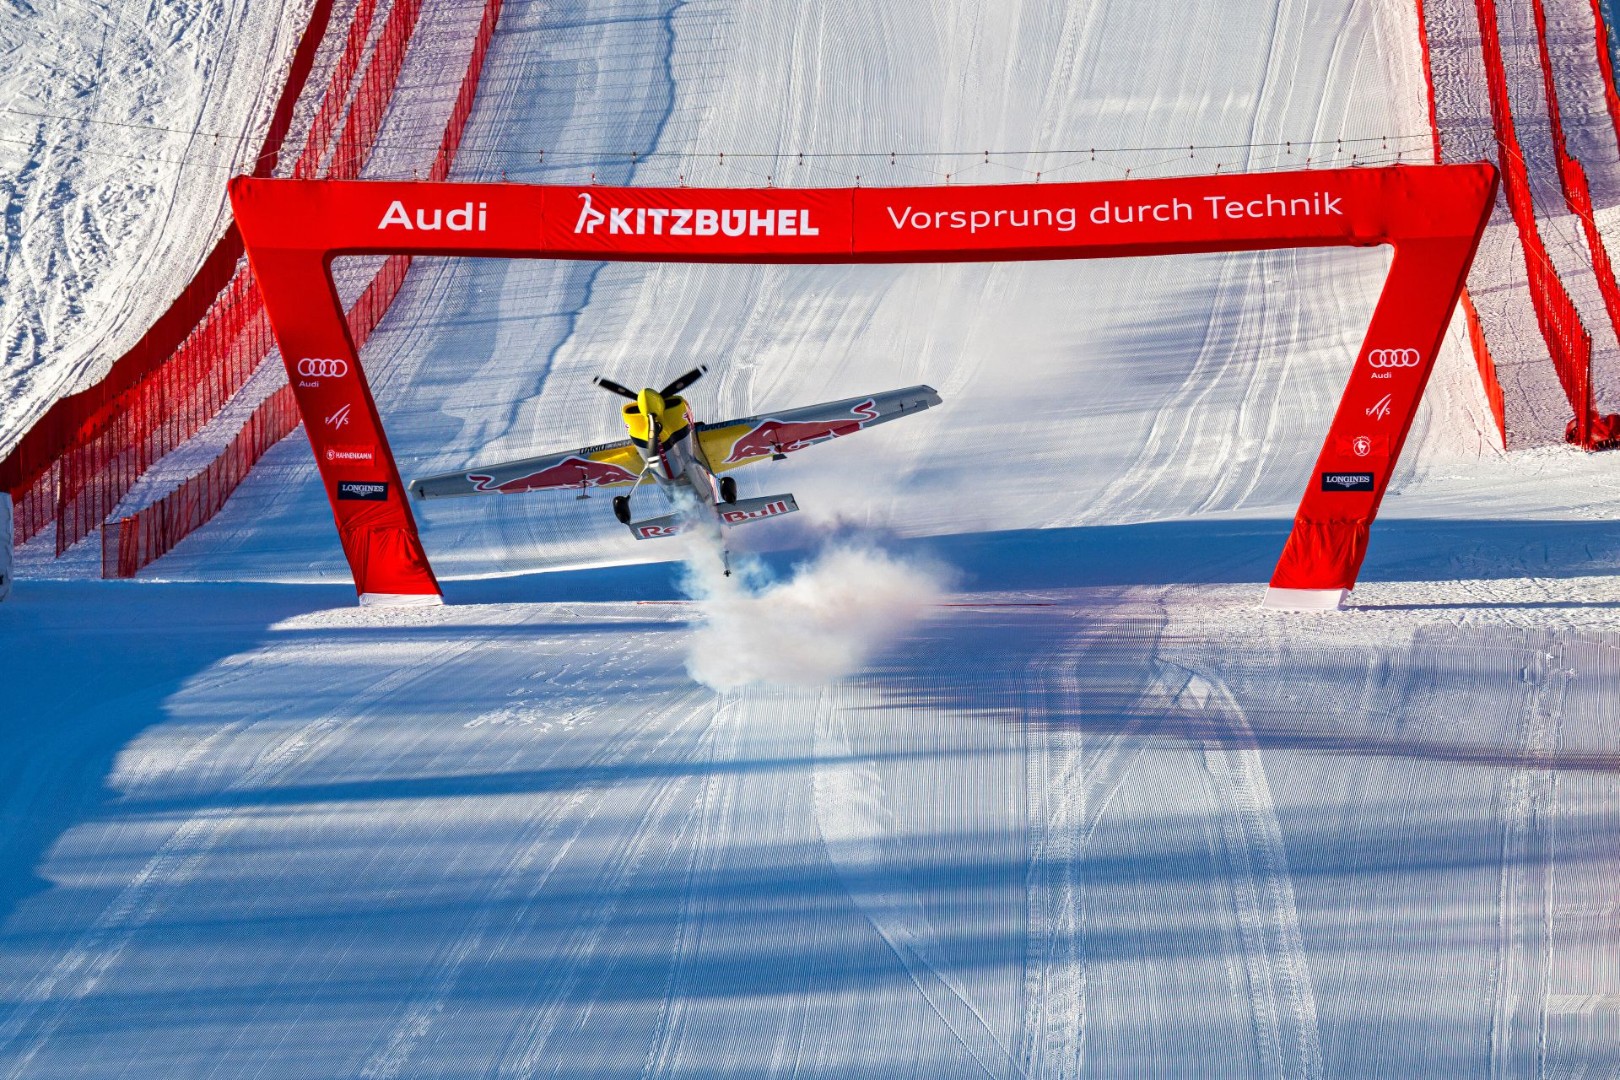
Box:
[103,0,506,577]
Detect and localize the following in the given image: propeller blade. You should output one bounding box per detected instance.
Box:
[594,376,639,400]
[659,365,708,398]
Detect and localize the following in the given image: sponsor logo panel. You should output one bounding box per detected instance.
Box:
[854,187,1347,248]
[378,200,487,232]
[324,444,377,466]
[1336,434,1389,459]
[298,357,349,378]
[550,190,851,252]
[636,524,681,538]
[572,191,821,239]
[1366,348,1419,380]
[337,481,389,501]
[1320,471,1376,492]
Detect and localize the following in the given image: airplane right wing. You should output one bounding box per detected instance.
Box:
[696,385,941,473]
[409,439,644,499]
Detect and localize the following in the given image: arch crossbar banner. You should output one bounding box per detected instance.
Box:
[228,164,1496,608]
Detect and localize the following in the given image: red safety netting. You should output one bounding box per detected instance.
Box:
[1473,0,1605,447]
[55,275,273,556]
[1587,0,1620,152]
[4,0,441,555]
[1413,0,1509,441]
[329,0,425,181]
[1460,288,1508,433]
[1,0,337,545]
[1528,0,1620,445]
[103,385,302,578]
[293,0,381,180]
[104,0,506,577]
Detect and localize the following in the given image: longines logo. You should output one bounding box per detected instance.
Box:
[337,481,389,501]
[573,192,819,237]
[1321,471,1376,492]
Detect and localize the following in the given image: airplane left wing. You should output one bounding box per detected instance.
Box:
[696,385,941,473]
[409,439,644,499]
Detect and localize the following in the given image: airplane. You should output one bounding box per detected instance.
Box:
[408,366,942,572]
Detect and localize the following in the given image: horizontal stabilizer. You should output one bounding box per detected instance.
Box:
[626,512,688,540]
[717,494,798,526]
[624,495,799,539]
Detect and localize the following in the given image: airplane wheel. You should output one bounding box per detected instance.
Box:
[719,476,737,504]
[612,495,632,523]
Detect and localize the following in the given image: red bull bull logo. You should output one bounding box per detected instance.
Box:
[468,456,637,493]
[723,400,879,464]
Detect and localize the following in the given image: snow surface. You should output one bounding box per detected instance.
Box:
[0,0,319,457]
[4,0,1620,1074]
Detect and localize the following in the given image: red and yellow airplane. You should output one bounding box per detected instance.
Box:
[409,367,941,563]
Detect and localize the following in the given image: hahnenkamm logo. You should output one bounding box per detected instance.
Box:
[1320,471,1376,492]
[573,192,819,238]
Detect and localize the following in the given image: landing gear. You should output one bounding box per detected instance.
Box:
[612,495,632,524]
[719,476,737,504]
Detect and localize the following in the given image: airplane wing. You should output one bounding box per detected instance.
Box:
[696,385,941,473]
[409,439,644,499]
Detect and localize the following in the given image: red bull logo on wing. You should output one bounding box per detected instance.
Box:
[468,456,637,493]
[724,400,879,464]
[720,500,793,523]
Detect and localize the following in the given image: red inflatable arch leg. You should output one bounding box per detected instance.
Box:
[229,165,1496,608]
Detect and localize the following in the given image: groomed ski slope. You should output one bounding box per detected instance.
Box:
[4,0,1620,1076]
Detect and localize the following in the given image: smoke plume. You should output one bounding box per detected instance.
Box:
[678,529,949,691]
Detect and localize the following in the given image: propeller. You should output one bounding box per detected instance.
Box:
[593,376,639,400]
[659,365,708,398]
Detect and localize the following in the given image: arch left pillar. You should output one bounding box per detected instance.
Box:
[249,246,441,605]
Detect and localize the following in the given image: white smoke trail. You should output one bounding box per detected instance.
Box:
[678,529,950,691]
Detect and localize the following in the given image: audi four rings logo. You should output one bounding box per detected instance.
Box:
[1367,348,1420,369]
[297,357,348,377]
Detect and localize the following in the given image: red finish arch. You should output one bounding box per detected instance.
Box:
[228,165,1496,608]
